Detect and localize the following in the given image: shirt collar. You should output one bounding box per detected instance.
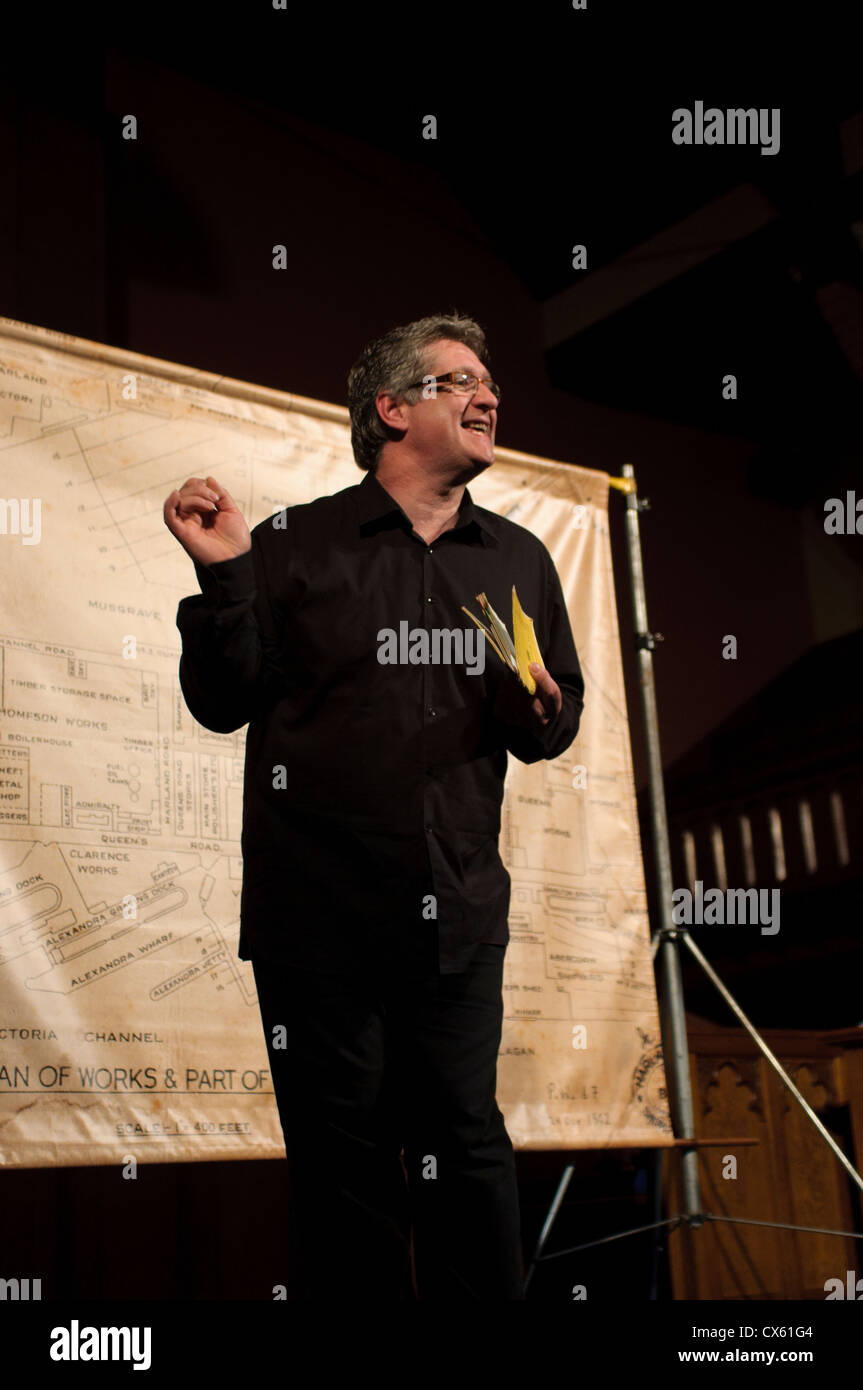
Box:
[355,470,499,547]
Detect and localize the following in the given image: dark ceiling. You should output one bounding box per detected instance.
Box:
[16,8,863,514]
[99,28,863,484]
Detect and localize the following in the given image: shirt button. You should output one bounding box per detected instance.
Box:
[427,707,436,718]
[427,547,434,555]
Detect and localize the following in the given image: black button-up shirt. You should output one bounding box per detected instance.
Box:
[175,470,584,976]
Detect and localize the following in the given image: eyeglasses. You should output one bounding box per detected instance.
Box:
[405,371,502,404]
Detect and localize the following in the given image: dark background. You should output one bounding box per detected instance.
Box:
[2,30,861,785]
[0,6,861,1302]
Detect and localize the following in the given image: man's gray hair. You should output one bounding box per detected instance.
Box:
[347,312,490,473]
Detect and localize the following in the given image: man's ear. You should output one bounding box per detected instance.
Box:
[375,391,409,433]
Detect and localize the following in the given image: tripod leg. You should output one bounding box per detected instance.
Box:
[523,1164,574,1294]
[680,929,863,1193]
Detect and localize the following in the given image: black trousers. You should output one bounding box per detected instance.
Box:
[251,942,525,1300]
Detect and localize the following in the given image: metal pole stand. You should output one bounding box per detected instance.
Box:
[523,463,863,1297]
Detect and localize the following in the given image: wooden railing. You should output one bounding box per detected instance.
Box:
[667,771,862,894]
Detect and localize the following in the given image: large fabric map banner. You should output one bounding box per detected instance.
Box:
[0,318,672,1166]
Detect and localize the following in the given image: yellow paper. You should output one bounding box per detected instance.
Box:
[512,586,543,694]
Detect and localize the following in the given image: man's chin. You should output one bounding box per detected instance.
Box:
[425,447,494,486]
[456,449,494,482]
